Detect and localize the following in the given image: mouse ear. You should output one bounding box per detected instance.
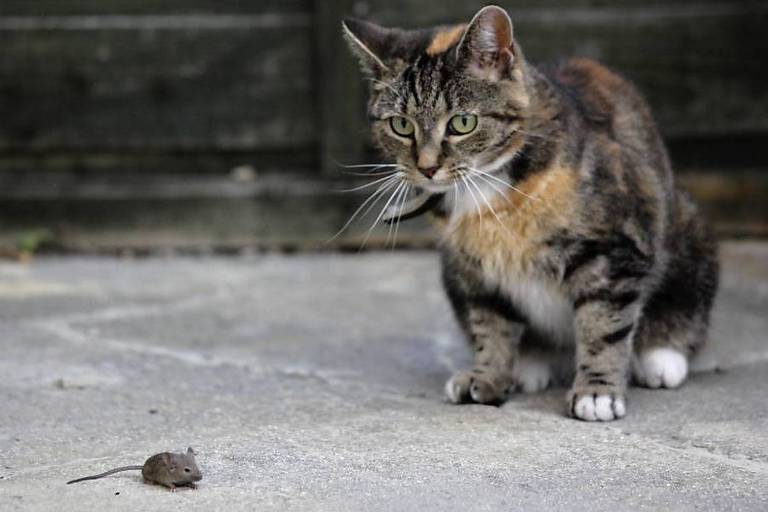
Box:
[187,447,195,455]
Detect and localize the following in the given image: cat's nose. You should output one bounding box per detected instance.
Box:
[417,166,440,179]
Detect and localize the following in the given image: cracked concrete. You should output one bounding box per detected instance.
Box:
[0,242,767,511]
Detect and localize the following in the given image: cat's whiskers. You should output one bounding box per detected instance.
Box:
[389,183,411,249]
[336,162,402,179]
[459,173,484,227]
[385,191,398,247]
[385,181,406,247]
[469,172,523,218]
[335,162,401,169]
[468,171,515,206]
[462,172,514,237]
[357,176,405,224]
[327,173,402,243]
[334,172,402,193]
[340,169,400,177]
[468,167,543,205]
[361,179,407,249]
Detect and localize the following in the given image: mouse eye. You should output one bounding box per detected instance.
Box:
[184,468,191,473]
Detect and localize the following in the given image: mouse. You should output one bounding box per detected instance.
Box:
[66,447,202,491]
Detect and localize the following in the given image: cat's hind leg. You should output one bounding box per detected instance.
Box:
[632,194,718,389]
[632,346,688,389]
[631,288,713,389]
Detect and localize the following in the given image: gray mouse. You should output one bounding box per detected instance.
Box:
[66,447,202,491]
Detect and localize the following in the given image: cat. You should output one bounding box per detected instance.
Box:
[342,5,718,421]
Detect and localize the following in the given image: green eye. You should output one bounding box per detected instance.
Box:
[389,116,415,137]
[448,114,478,135]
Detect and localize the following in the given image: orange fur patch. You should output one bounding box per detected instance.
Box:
[567,58,624,90]
[426,25,465,56]
[555,58,632,125]
[442,165,579,277]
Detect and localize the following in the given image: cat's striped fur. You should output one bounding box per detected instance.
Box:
[343,6,718,420]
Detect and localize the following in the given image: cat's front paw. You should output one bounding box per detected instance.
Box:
[445,370,508,405]
[567,388,626,421]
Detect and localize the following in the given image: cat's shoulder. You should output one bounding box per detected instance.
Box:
[543,57,645,125]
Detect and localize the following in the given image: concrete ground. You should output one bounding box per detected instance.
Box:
[0,242,766,511]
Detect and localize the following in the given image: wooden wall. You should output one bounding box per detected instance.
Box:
[0,1,766,252]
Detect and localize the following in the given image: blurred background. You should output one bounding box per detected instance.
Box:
[1,0,767,255]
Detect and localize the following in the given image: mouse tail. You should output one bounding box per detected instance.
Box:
[66,465,144,484]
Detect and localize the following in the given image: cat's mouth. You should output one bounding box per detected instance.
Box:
[409,168,468,193]
[416,179,455,193]
[379,164,508,223]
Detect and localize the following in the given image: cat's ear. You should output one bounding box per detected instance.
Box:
[342,18,392,77]
[456,6,518,81]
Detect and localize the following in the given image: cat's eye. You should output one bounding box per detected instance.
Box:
[389,116,415,137]
[448,114,478,135]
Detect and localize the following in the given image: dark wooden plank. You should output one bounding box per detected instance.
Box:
[351,0,768,137]
[314,0,368,175]
[0,168,765,254]
[0,170,431,252]
[0,151,317,185]
[0,19,315,151]
[0,1,310,16]
[363,0,765,25]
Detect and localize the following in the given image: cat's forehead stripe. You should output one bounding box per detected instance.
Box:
[426,25,466,56]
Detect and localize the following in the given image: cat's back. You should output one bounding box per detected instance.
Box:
[546,57,650,129]
[544,57,675,219]
[545,58,669,171]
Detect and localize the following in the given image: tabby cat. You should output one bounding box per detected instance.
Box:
[342,5,718,421]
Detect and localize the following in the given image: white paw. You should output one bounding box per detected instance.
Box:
[445,374,464,404]
[571,394,626,422]
[633,347,688,389]
[512,355,551,393]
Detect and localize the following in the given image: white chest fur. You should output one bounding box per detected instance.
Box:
[442,164,579,345]
[501,274,575,345]
[445,220,576,345]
